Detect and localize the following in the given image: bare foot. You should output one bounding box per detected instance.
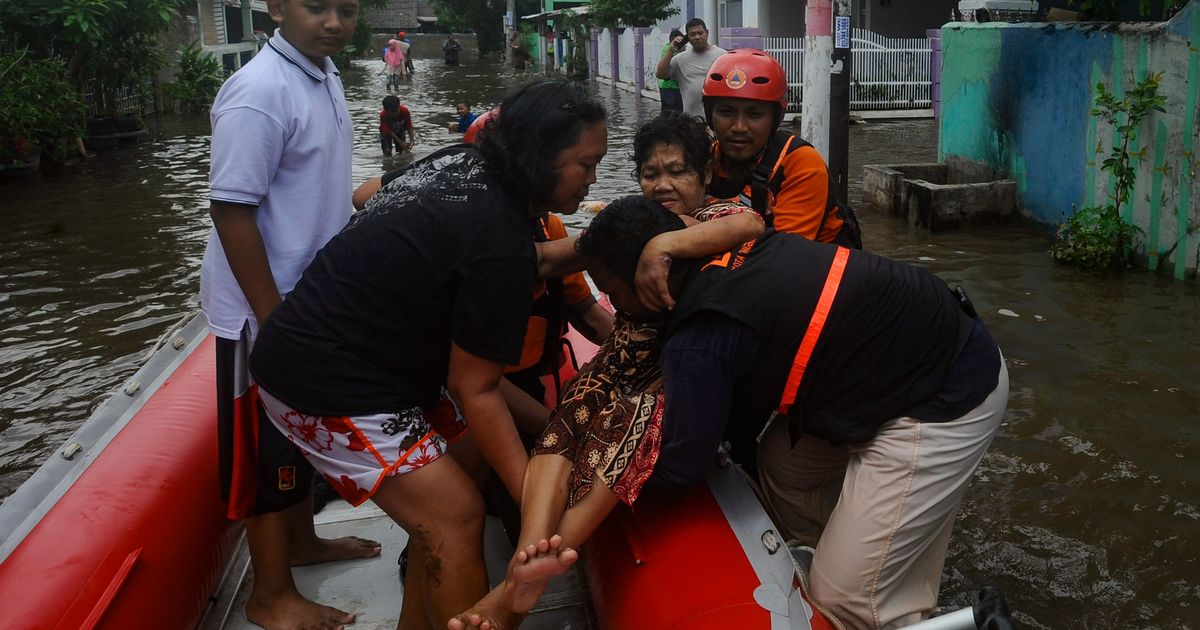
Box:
[447,587,517,630]
[245,588,355,630]
[509,535,578,613]
[291,535,381,567]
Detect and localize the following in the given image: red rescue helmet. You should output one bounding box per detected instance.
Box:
[464,107,498,145]
[398,31,407,39]
[702,49,788,124]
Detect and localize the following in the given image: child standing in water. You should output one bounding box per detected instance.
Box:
[447,101,478,133]
[384,37,407,90]
[379,95,414,156]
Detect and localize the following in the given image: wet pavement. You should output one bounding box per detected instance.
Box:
[0,56,1197,628]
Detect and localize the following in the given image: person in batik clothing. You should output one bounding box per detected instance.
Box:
[452,110,765,630]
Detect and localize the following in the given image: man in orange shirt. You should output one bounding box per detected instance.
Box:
[703,49,861,247]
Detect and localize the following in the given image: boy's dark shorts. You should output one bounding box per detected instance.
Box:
[380,132,394,154]
[216,333,314,520]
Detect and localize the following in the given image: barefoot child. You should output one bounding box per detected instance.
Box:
[379,95,414,157]
[201,1,378,628]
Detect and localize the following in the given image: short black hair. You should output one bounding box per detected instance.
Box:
[685,18,707,31]
[382,95,399,112]
[577,195,685,286]
[476,78,606,213]
[669,28,683,40]
[455,100,470,108]
[631,110,712,183]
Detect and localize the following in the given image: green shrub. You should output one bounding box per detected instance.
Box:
[0,49,87,162]
[165,41,225,113]
[1052,205,1143,272]
[1051,73,1165,273]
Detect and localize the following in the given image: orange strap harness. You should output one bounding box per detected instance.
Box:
[776,246,851,415]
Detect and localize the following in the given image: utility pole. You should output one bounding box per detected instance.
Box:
[800,0,832,160]
[829,0,852,202]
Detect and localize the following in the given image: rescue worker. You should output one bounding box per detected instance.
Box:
[703,49,861,248]
[580,196,1009,630]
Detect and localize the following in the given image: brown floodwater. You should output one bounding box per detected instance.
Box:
[0,57,1196,629]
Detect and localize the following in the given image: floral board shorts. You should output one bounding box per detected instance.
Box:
[257,388,465,506]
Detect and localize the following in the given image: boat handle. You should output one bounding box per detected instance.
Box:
[56,547,143,630]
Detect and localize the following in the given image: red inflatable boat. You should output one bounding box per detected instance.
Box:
[0,312,844,629]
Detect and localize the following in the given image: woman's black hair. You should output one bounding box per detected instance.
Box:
[577,195,685,286]
[630,110,713,183]
[476,78,606,211]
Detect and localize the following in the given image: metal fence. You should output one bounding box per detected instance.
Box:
[764,29,933,113]
[82,78,157,118]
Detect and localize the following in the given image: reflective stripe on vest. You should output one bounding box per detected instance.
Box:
[776,246,850,415]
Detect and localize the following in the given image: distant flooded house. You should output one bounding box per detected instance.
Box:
[175,0,274,73]
[360,0,440,34]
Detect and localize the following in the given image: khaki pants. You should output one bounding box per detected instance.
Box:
[758,358,1009,630]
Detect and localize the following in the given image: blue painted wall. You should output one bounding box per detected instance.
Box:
[939,23,1115,225]
[938,4,1200,278]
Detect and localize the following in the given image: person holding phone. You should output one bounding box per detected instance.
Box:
[657,29,685,113]
[654,18,725,119]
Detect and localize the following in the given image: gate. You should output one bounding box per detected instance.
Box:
[764,29,933,115]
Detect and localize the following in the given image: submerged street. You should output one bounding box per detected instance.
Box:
[0,56,1197,628]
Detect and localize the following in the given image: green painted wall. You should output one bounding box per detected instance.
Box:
[938,4,1200,279]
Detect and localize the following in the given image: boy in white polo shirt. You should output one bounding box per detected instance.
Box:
[199,0,377,628]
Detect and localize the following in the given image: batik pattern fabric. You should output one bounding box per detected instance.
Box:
[532,201,757,507]
[535,315,664,507]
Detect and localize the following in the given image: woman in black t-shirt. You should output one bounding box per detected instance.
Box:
[249,78,607,630]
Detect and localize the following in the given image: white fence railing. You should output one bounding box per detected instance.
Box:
[765,29,932,112]
[590,28,933,115]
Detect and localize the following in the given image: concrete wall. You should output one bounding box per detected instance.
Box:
[937,3,1200,279]
[362,0,437,32]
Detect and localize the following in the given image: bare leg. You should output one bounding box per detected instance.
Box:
[447,433,489,490]
[450,466,620,628]
[516,455,572,544]
[288,484,382,566]
[371,456,489,627]
[547,472,620,551]
[243,508,356,630]
[397,543,435,630]
[499,378,551,435]
[509,473,620,600]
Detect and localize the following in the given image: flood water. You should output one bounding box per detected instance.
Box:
[1,57,1197,629]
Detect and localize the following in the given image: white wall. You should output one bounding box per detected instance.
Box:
[643,28,672,90]
[596,28,613,78]
[617,28,638,83]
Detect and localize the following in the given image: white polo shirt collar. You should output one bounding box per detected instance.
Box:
[267,28,340,82]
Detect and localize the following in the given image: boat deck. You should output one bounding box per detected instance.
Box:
[201,501,597,630]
